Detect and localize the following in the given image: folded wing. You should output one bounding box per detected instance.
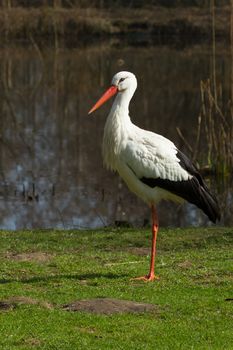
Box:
[121,129,220,223]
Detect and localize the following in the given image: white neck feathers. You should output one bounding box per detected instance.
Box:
[102,85,136,170]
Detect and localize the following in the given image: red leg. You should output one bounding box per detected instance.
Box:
[133,204,159,282]
[147,204,159,280]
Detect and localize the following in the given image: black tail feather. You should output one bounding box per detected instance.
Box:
[190,179,221,223]
[140,150,221,223]
[141,175,221,223]
[176,150,221,223]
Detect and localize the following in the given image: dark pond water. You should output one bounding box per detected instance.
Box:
[0,39,232,229]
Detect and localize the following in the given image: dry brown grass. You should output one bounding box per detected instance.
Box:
[200,79,233,175]
[0,5,230,40]
[177,79,233,176]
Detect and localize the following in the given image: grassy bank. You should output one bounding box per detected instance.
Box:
[0,227,232,349]
[0,5,230,42]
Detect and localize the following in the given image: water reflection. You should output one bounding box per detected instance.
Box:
[0,41,232,229]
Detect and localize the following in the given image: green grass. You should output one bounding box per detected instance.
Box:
[0,227,232,349]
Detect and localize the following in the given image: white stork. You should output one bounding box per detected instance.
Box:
[88,71,220,281]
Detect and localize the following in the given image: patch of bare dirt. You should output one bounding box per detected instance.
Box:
[78,326,97,334]
[63,298,158,315]
[0,301,15,311]
[24,338,42,347]
[128,247,149,256]
[193,272,233,286]
[0,296,53,311]
[6,252,53,263]
[177,260,193,269]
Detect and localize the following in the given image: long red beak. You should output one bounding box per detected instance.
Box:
[88,85,118,114]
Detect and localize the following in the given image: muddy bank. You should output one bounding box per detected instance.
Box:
[0,5,230,43]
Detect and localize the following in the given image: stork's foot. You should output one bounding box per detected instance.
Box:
[131,273,160,282]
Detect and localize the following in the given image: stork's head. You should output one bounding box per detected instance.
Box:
[111,71,137,92]
[88,71,137,114]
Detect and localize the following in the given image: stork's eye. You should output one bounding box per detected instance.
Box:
[119,78,125,83]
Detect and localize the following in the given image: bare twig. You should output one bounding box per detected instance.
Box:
[176,127,193,154]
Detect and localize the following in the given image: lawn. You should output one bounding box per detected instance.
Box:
[0,227,232,349]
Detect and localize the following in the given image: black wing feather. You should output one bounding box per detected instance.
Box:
[140,150,221,223]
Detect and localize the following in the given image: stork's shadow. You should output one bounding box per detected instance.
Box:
[0,272,129,285]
